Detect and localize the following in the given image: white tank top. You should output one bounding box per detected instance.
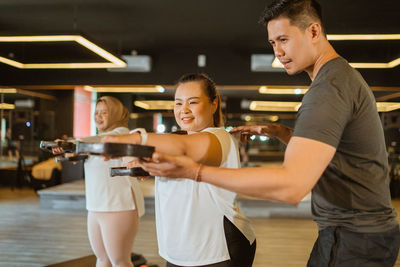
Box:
[155,127,255,266]
[83,127,145,215]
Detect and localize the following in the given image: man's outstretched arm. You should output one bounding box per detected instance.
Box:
[139,136,335,205]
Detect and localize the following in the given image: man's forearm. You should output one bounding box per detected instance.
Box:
[197,136,335,205]
[198,165,305,205]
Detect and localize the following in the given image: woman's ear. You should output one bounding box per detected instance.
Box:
[212,98,218,114]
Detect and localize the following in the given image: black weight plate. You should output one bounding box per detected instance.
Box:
[76,142,154,157]
[40,140,76,153]
[110,167,150,177]
[75,142,105,155]
[103,143,155,157]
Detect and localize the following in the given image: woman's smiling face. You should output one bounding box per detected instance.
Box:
[174,81,217,134]
[94,101,109,133]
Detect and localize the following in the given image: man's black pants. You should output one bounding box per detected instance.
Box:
[307,225,400,267]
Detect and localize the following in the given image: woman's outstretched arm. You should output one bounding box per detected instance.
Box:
[102,132,222,166]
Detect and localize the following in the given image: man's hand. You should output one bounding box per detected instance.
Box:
[230,123,293,145]
[138,152,199,179]
[123,156,138,168]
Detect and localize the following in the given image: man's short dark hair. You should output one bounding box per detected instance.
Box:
[259,0,325,34]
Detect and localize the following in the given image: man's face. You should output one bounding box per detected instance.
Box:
[267,17,315,75]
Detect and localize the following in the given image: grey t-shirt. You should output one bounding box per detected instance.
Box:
[294,57,398,233]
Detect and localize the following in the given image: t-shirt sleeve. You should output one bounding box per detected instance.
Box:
[293,80,352,148]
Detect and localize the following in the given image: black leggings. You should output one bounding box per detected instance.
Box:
[166,216,256,267]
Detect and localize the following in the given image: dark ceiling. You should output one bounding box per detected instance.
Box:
[0,0,399,90]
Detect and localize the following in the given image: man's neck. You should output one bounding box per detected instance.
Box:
[306,43,339,81]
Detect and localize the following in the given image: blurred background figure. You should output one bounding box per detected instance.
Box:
[5,128,19,161]
[239,142,250,167]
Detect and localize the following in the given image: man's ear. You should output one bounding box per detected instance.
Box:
[308,22,322,42]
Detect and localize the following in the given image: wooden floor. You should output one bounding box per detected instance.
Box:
[1,187,400,267]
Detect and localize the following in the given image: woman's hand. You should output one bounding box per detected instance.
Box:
[51,147,65,155]
[51,139,66,155]
[230,123,293,145]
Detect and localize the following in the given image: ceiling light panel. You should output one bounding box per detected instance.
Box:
[327,34,400,41]
[0,103,15,109]
[376,102,400,112]
[0,88,17,93]
[134,100,174,110]
[259,86,308,95]
[271,34,400,69]
[0,35,126,69]
[84,85,165,93]
[249,101,302,112]
[248,101,400,112]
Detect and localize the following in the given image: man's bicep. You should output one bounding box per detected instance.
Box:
[283,136,336,194]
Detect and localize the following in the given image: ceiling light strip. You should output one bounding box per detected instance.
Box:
[134,100,175,110]
[349,57,400,69]
[0,56,24,68]
[272,56,400,69]
[389,58,400,68]
[0,35,78,42]
[376,102,400,112]
[0,88,18,93]
[327,34,400,41]
[250,101,302,112]
[75,36,126,67]
[259,86,308,95]
[271,34,400,69]
[85,85,165,93]
[0,103,15,109]
[23,63,120,69]
[248,101,400,112]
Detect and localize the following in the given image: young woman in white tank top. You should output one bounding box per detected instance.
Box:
[103,74,256,267]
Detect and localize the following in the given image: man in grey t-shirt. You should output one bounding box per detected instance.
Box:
[133,0,400,266]
[295,56,397,233]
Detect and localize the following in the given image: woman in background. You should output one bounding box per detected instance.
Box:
[54,96,144,267]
